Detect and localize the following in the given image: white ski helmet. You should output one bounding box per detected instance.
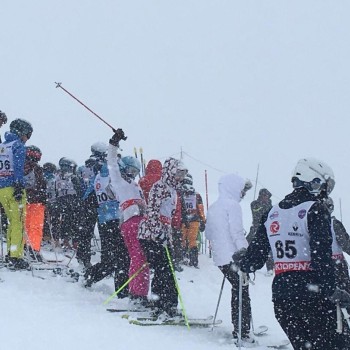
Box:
[91,142,108,156]
[291,157,335,195]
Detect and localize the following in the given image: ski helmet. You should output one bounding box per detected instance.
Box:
[119,156,141,179]
[26,145,42,162]
[0,111,7,124]
[10,119,33,139]
[291,157,335,195]
[59,157,77,173]
[43,162,57,174]
[91,142,108,160]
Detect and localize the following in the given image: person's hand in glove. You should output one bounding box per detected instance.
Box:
[231,247,247,272]
[109,128,127,146]
[13,182,24,202]
[329,287,350,308]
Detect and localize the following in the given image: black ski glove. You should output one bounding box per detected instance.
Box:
[109,128,127,146]
[231,248,247,271]
[329,287,350,308]
[13,182,24,202]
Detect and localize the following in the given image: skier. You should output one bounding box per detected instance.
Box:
[180,173,206,268]
[0,111,8,236]
[205,173,255,346]
[0,110,8,142]
[323,196,350,343]
[83,161,130,296]
[77,144,108,264]
[107,129,150,305]
[246,188,274,275]
[171,183,185,272]
[138,156,188,318]
[24,145,47,260]
[55,157,90,267]
[0,119,33,270]
[138,159,162,203]
[42,162,59,245]
[233,158,350,349]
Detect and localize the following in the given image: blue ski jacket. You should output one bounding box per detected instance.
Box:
[0,132,26,189]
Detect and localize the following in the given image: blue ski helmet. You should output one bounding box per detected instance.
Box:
[119,156,141,179]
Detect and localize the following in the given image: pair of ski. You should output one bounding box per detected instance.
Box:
[107,308,222,327]
[107,308,290,348]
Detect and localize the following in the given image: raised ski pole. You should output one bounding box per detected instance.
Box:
[103,262,149,305]
[139,147,145,176]
[165,246,190,330]
[55,82,118,132]
[253,164,260,200]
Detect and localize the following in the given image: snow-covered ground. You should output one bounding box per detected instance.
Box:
[0,238,294,350]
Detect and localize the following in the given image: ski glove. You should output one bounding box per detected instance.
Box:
[13,182,24,202]
[199,220,206,232]
[231,247,247,272]
[329,287,350,308]
[109,128,127,146]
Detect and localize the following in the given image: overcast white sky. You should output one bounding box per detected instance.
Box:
[1,1,350,226]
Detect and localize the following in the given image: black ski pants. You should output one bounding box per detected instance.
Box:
[84,219,130,296]
[140,240,178,313]
[274,297,346,350]
[219,263,251,336]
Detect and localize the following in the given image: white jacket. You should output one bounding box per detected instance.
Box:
[205,173,248,267]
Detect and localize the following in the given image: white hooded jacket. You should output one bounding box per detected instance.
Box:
[205,173,248,267]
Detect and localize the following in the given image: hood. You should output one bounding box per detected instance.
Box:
[161,157,181,187]
[218,173,245,202]
[145,159,162,178]
[4,131,21,143]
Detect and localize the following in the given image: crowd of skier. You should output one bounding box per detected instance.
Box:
[1,110,350,349]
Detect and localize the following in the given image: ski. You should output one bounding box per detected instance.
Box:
[107,308,150,313]
[253,325,268,336]
[123,314,222,327]
[265,339,290,348]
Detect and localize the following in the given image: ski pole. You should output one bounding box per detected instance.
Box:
[55,82,119,132]
[211,274,225,331]
[139,147,145,177]
[341,307,350,329]
[204,170,211,257]
[237,271,244,350]
[253,164,260,200]
[336,303,343,333]
[103,262,149,305]
[165,246,190,330]
[47,214,59,266]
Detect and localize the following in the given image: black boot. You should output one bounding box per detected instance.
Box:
[8,257,30,270]
[189,247,199,268]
